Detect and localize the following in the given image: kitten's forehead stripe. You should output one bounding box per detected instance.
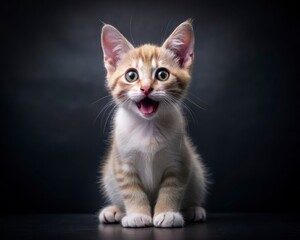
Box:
[132,60,137,69]
[151,57,157,69]
[138,58,143,70]
[137,45,159,65]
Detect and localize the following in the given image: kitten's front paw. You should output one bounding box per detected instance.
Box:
[121,213,152,228]
[99,205,125,223]
[153,212,184,228]
[183,207,206,222]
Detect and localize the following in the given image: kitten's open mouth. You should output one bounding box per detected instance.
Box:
[136,97,159,115]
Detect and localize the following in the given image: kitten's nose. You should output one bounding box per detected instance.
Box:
[140,87,153,96]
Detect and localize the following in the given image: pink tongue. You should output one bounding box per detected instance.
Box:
[140,101,155,114]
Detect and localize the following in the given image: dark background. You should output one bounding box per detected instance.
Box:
[1,0,298,214]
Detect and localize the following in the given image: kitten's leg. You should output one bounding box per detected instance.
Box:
[153,171,187,228]
[116,163,152,228]
[182,206,206,222]
[99,205,125,223]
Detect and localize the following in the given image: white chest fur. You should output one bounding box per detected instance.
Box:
[116,111,161,153]
[114,107,184,198]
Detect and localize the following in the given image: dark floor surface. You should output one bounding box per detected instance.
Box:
[0,214,299,240]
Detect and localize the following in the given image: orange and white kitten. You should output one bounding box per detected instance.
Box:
[98,19,207,228]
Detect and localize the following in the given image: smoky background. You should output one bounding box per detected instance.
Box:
[0,0,298,213]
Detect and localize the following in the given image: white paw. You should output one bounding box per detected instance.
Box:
[194,207,206,221]
[153,212,184,228]
[183,207,206,222]
[99,206,125,223]
[121,213,152,228]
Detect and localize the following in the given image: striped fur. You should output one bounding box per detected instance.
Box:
[99,20,207,228]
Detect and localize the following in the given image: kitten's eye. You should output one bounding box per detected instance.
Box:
[155,68,169,81]
[125,69,139,82]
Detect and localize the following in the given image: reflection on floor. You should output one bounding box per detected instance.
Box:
[0,214,299,240]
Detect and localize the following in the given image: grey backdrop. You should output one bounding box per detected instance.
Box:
[1,0,298,213]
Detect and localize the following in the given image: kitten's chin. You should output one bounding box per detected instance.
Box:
[135,97,160,119]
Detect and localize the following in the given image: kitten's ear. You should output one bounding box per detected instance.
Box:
[101,24,134,72]
[162,19,194,69]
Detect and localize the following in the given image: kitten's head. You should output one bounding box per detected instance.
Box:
[101,19,194,119]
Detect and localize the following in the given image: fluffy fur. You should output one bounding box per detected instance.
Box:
[98,19,207,228]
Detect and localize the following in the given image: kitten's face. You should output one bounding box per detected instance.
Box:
[101,20,194,119]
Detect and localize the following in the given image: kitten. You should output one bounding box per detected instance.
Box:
[98,19,207,228]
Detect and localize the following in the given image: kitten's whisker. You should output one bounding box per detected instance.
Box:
[166,95,196,126]
[103,106,116,134]
[169,91,208,111]
[94,100,114,124]
[100,100,115,124]
[162,96,176,109]
[129,16,136,46]
[185,97,207,111]
[91,95,111,105]
[181,102,196,125]
[102,99,129,134]
[163,97,184,120]
[188,91,208,106]
[161,18,173,45]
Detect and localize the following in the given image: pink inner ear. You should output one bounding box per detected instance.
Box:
[104,56,115,68]
[102,32,121,67]
[172,32,194,67]
[163,23,194,68]
[101,25,133,69]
